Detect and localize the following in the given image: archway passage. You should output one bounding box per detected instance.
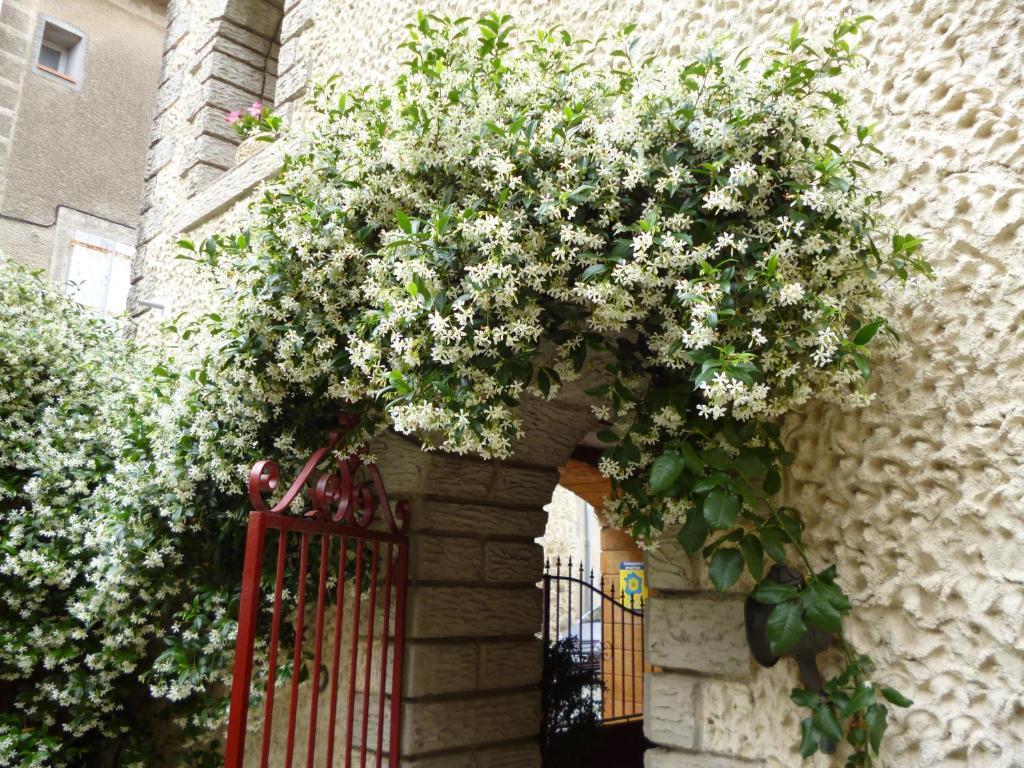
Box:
[538,458,649,768]
[219,395,760,767]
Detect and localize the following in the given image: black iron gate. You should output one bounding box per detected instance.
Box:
[540,557,647,768]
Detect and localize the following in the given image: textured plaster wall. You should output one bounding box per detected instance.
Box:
[0,0,164,271]
[538,486,600,576]
[538,485,601,634]
[134,1,1024,766]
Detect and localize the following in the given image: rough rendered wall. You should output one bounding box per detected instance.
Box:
[134,1,1024,766]
[538,485,601,635]
[0,0,164,272]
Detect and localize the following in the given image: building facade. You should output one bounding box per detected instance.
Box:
[130,1,1024,767]
[0,0,164,316]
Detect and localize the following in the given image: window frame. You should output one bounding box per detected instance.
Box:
[38,42,67,72]
[33,17,86,88]
[64,230,135,320]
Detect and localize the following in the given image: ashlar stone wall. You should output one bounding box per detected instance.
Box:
[383,396,600,767]
[132,1,1024,767]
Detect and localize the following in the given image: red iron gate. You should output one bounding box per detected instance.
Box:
[224,427,410,768]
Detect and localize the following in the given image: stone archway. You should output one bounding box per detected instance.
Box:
[368,387,759,767]
[372,393,597,766]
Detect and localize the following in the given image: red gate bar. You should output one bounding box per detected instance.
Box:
[224,426,410,768]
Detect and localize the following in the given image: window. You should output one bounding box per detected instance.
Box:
[38,43,63,71]
[35,19,85,85]
[65,231,134,319]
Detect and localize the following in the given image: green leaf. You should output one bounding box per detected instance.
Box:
[680,442,703,473]
[810,579,851,612]
[759,526,787,562]
[650,452,685,493]
[580,263,607,282]
[827,174,850,192]
[799,718,819,758]
[388,370,411,395]
[709,548,744,591]
[677,507,710,555]
[854,319,884,346]
[841,684,877,717]
[735,453,765,478]
[766,601,806,654]
[692,474,726,494]
[804,590,843,633]
[880,687,913,708]
[851,350,871,379]
[813,703,844,742]
[395,209,413,234]
[537,368,552,399]
[776,508,804,540]
[751,580,798,605]
[865,704,888,753]
[763,468,782,495]
[702,447,730,470]
[703,489,740,529]
[789,20,801,51]
[791,688,820,708]
[848,724,867,748]
[739,535,764,581]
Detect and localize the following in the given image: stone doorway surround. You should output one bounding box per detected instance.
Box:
[373,388,764,768]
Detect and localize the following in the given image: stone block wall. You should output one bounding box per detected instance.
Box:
[644,537,767,768]
[0,0,32,188]
[394,398,595,767]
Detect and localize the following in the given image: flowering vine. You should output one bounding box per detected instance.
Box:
[225,101,282,141]
[0,12,929,767]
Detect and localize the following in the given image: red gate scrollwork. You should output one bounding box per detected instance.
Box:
[224,424,410,768]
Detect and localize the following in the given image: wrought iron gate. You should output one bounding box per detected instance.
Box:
[223,426,410,768]
[541,556,646,737]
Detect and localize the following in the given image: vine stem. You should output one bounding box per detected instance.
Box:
[761,497,875,765]
[764,500,817,576]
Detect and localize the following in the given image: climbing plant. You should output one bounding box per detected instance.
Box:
[0,11,928,767]
[181,13,927,761]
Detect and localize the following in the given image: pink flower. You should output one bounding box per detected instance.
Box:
[247,101,263,118]
[225,110,242,124]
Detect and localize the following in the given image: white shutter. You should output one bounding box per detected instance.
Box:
[65,231,136,318]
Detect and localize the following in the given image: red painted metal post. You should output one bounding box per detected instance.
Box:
[374,544,395,768]
[388,541,409,768]
[324,537,349,768]
[359,541,381,767]
[258,531,289,767]
[224,511,269,768]
[305,535,330,767]
[283,532,310,768]
[344,542,365,768]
